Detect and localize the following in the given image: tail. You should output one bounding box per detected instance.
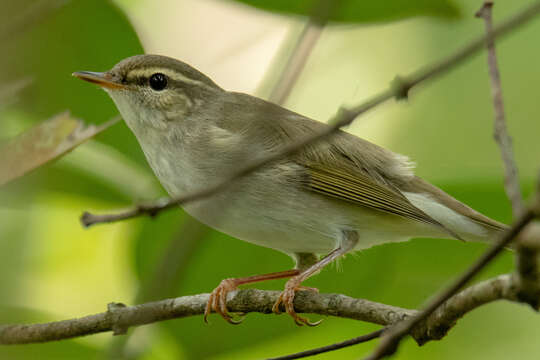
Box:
[404,177,509,242]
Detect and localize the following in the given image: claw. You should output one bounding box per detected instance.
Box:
[271,296,283,314]
[272,278,322,326]
[204,270,300,324]
[204,278,245,324]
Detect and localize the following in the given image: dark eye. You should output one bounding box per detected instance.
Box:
[149,73,167,91]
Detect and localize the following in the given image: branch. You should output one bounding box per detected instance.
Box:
[514,174,540,308]
[476,1,525,219]
[0,274,532,347]
[0,290,413,345]
[365,208,538,360]
[273,273,524,360]
[268,21,323,105]
[81,0,540,227]
[476,1,539,311]
[415,274,519,343]
[105,218,209,359]
[268,0,337,104]
[362,4,540,358]
[267,328,385,360]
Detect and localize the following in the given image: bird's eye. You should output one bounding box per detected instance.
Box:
[149,73,167,91]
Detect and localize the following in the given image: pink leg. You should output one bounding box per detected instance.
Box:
[204,269,300,324]
[272,230,358,326]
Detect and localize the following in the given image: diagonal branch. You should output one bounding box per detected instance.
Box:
[365,207,537,360]
[268,21,323,105]
[268,0,338,105]
[267,328,385,360]
[272,273,524,360]
[514,173,540,308]
[81,0,540,227]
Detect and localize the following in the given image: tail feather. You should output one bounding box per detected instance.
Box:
[400,176,509,241]
[403,191,507,243]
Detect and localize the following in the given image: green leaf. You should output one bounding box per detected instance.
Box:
[231,0,460,24]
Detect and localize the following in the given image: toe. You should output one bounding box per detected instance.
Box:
[203,294,213,323]
[274,280,323,326]
[298,286,319,293]
[285,301,322,327]
[204,287,221,323]
[218,287,245,324]
[282,291,306,326]
[205,278,244,325]
[272,295,283,314]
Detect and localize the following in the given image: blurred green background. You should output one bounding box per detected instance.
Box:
[1,0,539,359]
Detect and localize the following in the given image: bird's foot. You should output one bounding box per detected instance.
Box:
[272,276,322,326]
[204,278,245,324]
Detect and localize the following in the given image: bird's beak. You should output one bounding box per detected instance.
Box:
[72,71,125,90]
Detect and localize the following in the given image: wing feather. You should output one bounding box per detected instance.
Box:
[300,162,461,239]
[216,92,464,239]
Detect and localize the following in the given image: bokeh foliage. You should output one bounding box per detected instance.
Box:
[232,0,460,23]
[1,0,540,359]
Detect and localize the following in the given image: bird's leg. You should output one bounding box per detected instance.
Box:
[204,269,300,324]
[272,230,358,326]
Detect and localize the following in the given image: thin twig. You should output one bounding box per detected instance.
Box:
[350,4,540,357]
[269,0,337,104]
[268,21,324,105]
[81,0,540,227]
[476,1,525,218]
[0,272,533,346]
[266,328,385,360]
[476,1,538,311]
[268,0,341,105]
[365,208,537,360]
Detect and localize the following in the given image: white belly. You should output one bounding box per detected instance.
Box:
[182,185,341,254]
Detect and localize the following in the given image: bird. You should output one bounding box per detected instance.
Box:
[73,54,507,326]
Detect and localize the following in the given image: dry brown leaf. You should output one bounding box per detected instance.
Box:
[0,111,119,186]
